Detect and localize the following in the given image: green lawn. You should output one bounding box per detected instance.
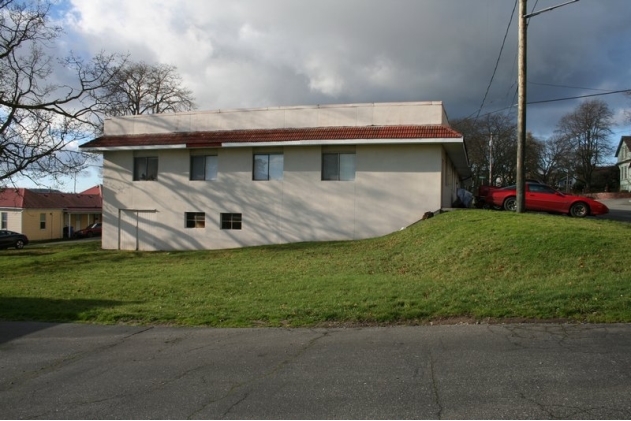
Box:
[1,210,630,327]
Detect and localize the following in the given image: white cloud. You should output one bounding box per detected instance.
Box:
[58,0,631,136]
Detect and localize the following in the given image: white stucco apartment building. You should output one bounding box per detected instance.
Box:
[81,102,470,251]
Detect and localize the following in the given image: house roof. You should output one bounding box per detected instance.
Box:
[615,136,631,159]
[80,185,102,195]
[0,188,102,210]
[81,125,463,149]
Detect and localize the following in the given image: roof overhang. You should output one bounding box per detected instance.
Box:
[221,137,462,147]
[82,145,186,152]
[615,136,631,158]
[80,125,471,179]
[64,208,102,213]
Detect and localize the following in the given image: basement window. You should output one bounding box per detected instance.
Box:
[221,213,242,230]
[185,212,205,228]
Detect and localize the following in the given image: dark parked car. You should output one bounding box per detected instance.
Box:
[73,223,102,238]
[0,230,29,249]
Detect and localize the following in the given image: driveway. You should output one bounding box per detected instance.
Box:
[1,322,630,419]
[595,198,631,222]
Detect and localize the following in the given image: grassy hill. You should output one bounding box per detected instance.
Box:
[1,210,630,326]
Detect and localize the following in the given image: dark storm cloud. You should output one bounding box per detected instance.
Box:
[63,0,631,138]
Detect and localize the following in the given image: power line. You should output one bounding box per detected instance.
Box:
[528,89,631,104]
[504,0,540,117]
[472,0,518,120]
[506,0,539,115]
[472,88,631,119]
[528,81,612,92]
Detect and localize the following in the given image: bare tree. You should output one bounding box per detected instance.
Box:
[452,113,523,187]
[536,135,573,186]
[555,99,614,192]
[96,61,195,118]
[0,0,124,186]
[450,117,488,186]
[524,132,544,181]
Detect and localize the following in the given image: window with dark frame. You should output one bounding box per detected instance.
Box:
[322,153,355,181]
[39,213,46,230]
[253,153,283,180]
[185,212,205,228]
[190,155,218,180]
[220,213,242,230]
[133,157,159,181]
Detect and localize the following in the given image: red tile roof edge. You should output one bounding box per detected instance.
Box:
[0,188,102,209]
[81,125,463,149]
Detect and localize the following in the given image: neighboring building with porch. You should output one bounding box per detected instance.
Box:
[81,101,470,251]
[0,186,102,241]
[616,136,631,192]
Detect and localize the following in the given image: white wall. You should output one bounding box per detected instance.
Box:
[104,102,448,136]
[0,210,22,232]
[102,144,445,250]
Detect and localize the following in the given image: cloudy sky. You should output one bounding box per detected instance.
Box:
[36,0,631,191]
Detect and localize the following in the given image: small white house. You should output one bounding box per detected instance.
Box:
[615,136,631,192]
[81,102,470,251]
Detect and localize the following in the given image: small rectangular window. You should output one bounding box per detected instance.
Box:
[322,153,355,181]
[1,212,7,230]
[253,154,283,180]
[40,213,46,230]
[134,157,159,181]
[221,213,242,230]
[185,212,205,228]
[190,155,218,180]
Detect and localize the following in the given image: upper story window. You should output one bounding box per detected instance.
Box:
[322,153,355,181]
[253,153,283,180]
[191,155,218,181]
[134,157,159,181]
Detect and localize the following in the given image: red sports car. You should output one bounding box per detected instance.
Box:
[486,183,609,218]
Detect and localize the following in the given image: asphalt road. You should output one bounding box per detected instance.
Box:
[1,322,630,419]
[597,198,631,222]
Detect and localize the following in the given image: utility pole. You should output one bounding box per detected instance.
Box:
[489,133,493,186]
[516,0,527,212]
[516,0,579,213]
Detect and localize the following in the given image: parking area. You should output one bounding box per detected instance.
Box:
[595,198,631,223]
